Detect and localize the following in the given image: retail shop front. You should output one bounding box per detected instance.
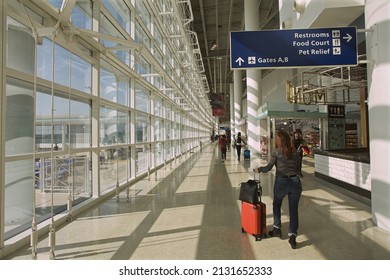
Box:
[314,104,371,201]
[256,102,326,157]
[257,102,370,201]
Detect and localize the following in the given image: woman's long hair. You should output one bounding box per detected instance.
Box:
[276,130,294,160]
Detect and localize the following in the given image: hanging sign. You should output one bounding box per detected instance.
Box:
[230,26,357,69]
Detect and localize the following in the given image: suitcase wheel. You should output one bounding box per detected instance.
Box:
[254,234,262,241]
[241,227,245,233]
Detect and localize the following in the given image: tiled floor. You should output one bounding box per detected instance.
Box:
[4,143,390,260]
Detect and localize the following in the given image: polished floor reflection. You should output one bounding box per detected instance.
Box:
[5,144,390,260]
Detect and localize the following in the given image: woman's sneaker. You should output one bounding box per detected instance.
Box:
[268,227,282,238]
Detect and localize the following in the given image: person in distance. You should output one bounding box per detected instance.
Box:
[292,130,304,177]
[235,132,246,162]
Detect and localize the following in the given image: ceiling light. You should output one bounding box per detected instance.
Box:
[210,40,217,50]
[293,0,306,13]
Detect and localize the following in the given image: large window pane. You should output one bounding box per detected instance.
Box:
[100,146,130,185]
[118,80,129,107]
[117,146,130,184]
[154,97,163,117]
[71,152,92,202]
[154,72,163,89]
[134,51,151,83]
[5,154,90,240]
[173,123,180,140]
[99,148,117,193]
[135,1,151,31]
[135,85,150,113]
[6,17,34,75]
[37,37,53,81]
[100,106,117,145]
[174,140,180,156]
[54,43,71,88]
[154,118,163,141]
[36,90,69,152]
[135,25,151,50]
[5,80,34,156]
[100,14,129,65]
[155,50,163,67]
[70,98,91,148]
[4,160,34,240]
[72,0,93,30]
[135,143,149,174]
[165,121,171,140]
[174,110,180,122]
[100,66,117,102]
[154,27,163,52]
[37,38,92,94]
[35,155,91,217]
[117,110,129,144]
[101,0,131,34]
[35,91,53,151]
[154,142,163,165]
[136,112,150,143]
[165,140,172,160]
[165,106,171,120]
[71,53,92,94]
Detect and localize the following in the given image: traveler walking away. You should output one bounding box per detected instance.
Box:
[292,131,304,177]
[226,130,231,151]
[235,132,246,161]
[218,134,228,162]
[253,130,302,249]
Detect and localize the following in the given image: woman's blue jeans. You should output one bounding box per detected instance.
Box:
[272,176,302,236]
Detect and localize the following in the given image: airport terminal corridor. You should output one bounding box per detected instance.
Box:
[5,144,390,260]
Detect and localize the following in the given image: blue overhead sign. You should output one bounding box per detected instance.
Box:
[230,27,357,69]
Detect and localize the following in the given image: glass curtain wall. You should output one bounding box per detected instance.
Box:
[1,0,211,242]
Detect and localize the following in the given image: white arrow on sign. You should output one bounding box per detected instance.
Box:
[343,33,352,43]
[235,57,244,66]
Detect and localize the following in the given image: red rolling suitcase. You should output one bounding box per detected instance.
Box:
[240,173,267,241]
[241,201,267,241]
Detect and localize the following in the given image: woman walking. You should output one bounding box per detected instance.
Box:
[235,132,246,161]
[254,130,302,249]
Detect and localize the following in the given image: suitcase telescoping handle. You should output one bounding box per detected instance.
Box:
[253,170,260,182]
[253,171,265,240]
[253,171,262,202]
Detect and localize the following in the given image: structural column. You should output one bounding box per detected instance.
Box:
[365,0,390,232]
[0,0,5,249]
[245,0,261,153]
[233,70,242,138]
[229,83,234,139]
